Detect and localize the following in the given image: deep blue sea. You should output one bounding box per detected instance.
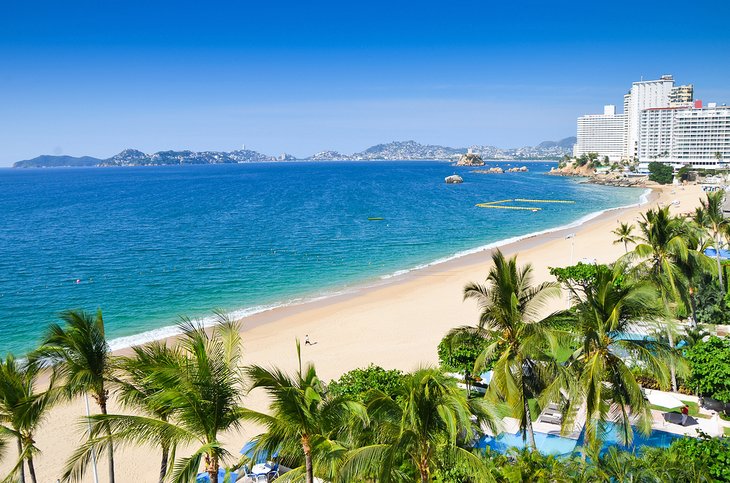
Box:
[0,161,644,355]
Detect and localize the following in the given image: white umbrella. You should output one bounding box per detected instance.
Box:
[646,390,684,409]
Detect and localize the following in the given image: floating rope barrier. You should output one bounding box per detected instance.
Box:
[513,199,575,204]
[476,203,541,211]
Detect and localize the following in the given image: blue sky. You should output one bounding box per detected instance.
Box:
[1,0,729,165]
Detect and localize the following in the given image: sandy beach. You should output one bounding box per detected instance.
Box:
[2,182,706,482]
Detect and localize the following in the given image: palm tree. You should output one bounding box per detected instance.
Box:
[546,263,678,446]
[63,316,248,483]
[110,342,182,483]
[612,222,636,253]
[34,309,116,483]
[340,367,498,483]
[243,342,367,483]
[447,250,561,449]
[697,190,729,287]
[630,207,692,391]
[0,355,56,483]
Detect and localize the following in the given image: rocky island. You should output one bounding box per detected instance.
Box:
[455,149,484,166]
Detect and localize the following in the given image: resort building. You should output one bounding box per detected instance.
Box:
[670,84,694,106]
[624,75,677,159]
[638,101,730,168]
[573,105,625,161]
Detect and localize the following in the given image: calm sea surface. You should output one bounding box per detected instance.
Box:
[0,161,643,355]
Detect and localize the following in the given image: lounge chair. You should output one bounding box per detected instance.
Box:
[538,403,563,425]
[540,414,562,425]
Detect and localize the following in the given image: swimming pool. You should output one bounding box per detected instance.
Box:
[476,423,683,456]
[475,430,578,456]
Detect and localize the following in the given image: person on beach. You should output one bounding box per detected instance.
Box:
[681,405,689,425]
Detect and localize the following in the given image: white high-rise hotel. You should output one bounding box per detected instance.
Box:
[573,105,625,161]
[574,74,730,168]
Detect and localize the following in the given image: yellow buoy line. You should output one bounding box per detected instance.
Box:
[475,198,574,211]
[476,203,541,211]
[513,198,575,204]
[479,199,514,205]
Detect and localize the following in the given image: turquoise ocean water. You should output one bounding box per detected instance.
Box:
[0,161,644,355]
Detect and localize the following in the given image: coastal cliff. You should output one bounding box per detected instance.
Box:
[548,163,596,177]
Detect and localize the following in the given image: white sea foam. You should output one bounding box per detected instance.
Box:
[107,188,651,352]
[107,290,360,352]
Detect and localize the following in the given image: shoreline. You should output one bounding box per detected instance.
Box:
[107,186,653,354]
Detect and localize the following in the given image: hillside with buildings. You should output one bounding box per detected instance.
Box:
[13,139,575,167]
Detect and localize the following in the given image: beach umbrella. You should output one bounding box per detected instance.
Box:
[645,390,684,409]
[240,441,279,464]
[195,468,238,483]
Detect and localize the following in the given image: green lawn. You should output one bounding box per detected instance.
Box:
[650,400,707,419]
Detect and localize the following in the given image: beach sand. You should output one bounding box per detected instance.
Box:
[1,183,705,482]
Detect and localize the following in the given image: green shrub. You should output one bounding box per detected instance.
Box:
[437,331,494,376]
[685,336,730,402]
[669,433,730,482]
[693,278,730,325]
[328,364,404,401]
[648,162,673,184]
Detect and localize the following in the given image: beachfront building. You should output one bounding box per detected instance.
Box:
[638,101,730,168]
[573,105,625,161]
[624,75,677,159]
[574,74,696,162]
[670,84,694,106]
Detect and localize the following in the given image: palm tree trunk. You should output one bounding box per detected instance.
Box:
[16,438,25,483]
[524,397,537,450]
[302,435,313,483]
[207,454,219,483]
[27,455,37,483]
[158,444,169,483]
[667,328,677,392]
[624,240,628,254]
[716,233,724,288]
[99,398,116,483]
[419,461,429,483]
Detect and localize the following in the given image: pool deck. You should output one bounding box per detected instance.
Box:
[483,389,728,444]
[648,390,728,438]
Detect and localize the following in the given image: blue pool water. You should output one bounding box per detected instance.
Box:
[477,423,683,456]
[0,161,645,355]
[476,430,578,456]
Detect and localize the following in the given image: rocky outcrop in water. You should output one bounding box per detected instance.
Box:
[445,174,464,184]
[471,167,504,174]
[456,152,484,166]
[588,173,648,187]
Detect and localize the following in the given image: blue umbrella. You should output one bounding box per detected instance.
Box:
[195,468,238,483]
[704,248,730,260]
[240,441,279,464]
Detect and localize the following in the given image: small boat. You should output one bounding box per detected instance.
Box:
[368,217,384,221]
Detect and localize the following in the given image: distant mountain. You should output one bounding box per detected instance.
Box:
[355,140,463,160]
[13,138,575,168]
[556,136,577,149]
[537,137,576,149]
[13,155,102,168]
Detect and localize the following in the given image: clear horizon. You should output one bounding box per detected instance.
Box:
[2,0,729,166]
